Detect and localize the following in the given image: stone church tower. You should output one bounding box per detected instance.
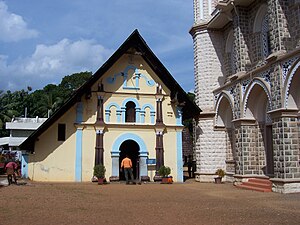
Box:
[190,0,229,182]
[190,0,300,193]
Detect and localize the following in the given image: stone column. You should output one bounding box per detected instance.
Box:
[269,109,300,193]
[155,131,164,172]
[95,129,104,165]
[94,90,105,166]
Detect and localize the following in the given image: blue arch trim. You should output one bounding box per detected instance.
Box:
[141,103,155,124]
[106,102,121,110]
[111,133,148,156]
[122,98,141,108]
[122,98,141,123]
[105,102,121,122]
[141,103,155,111]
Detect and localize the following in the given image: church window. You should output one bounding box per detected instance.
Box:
[125,101,136,122]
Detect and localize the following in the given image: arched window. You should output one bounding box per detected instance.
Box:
[261,15,270,58]
[125,101,136,122]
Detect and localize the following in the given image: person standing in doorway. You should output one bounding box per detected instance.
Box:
[121,155,135,184]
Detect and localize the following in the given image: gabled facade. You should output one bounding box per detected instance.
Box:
[21,30,201,182]
[191,0,300,193]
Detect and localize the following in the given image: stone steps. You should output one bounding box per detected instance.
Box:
[236,178,272,192]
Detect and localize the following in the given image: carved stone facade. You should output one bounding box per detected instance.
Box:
[190,0,300,193]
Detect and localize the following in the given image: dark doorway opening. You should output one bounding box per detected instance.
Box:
[265,124,274,177]
[119,140,139,180]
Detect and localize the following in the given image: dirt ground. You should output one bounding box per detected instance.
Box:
[0,180,300,225]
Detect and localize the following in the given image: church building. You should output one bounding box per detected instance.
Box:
[190,0,300,193]
[20,30,200,183]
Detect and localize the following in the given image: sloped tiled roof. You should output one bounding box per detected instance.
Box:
[20,30,201,151]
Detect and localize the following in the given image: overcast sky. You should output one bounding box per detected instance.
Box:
[0,0,195,92]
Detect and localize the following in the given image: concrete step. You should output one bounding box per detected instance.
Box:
[236,178,272,192]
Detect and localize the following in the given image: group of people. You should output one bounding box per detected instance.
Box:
[5,161,20,185]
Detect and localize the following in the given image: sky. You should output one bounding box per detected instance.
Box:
[0,0,195,92]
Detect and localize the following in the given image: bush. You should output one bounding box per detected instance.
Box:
[93,164,106,178]
[158,166,171,178]
[215,168,225,178]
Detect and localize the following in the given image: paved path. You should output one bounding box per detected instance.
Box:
[1,180,299,225]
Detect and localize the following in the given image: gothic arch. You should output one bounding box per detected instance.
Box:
[253,4,268,33]
[225,30,234,53]
[215,91,234,128]
[283,59,300,109]
[243,78,271,122]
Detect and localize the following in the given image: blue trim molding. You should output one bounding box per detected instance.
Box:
[176,107,183,125]
[106,65,155,90]
[75,128,83,182]
[176,131,183,182]
[105,102,121,123]
[141,104,155,124]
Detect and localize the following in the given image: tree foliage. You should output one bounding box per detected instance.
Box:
[0,71,92,137]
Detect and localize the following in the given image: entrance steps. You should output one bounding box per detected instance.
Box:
[236,178,272,192]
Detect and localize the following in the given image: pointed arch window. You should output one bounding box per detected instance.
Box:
[125,101,136,122]
[261,15,270,58]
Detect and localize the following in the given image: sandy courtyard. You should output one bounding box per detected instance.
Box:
[1,181,300,225]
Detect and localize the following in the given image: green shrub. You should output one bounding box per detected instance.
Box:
[158,166,171,177]
[93,164,106,178]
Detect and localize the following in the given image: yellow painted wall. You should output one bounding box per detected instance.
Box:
[28,106,77,181]
[27,53,183,182]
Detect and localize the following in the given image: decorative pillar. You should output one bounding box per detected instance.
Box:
[154,83,165,181]
[155,84,164,125]
[96,96,104,124]
[95,129,104,165]
[155,131,164,172]
[94,86,105,166]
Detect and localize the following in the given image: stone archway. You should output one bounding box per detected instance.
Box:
[215,93,236,176]
[244,83,273,176]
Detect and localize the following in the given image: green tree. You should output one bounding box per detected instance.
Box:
[59,71,92,99]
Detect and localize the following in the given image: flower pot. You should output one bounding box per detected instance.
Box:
[98,178,105,185]
[214,177,222,184]
[161,177,173,184]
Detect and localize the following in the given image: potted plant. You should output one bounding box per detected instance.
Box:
[93,164,106,185]
[158,166,172,184]
[214,168,225,184]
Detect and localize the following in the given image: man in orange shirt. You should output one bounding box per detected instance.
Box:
[121,155,134,184]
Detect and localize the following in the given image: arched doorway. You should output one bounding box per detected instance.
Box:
[119,140,139,180]
[215,94,236,175]
[244,81,274,176]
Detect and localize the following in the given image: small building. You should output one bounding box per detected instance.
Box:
[0,117,47,150]
[20,30,201,182]
[0,116,47,177]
